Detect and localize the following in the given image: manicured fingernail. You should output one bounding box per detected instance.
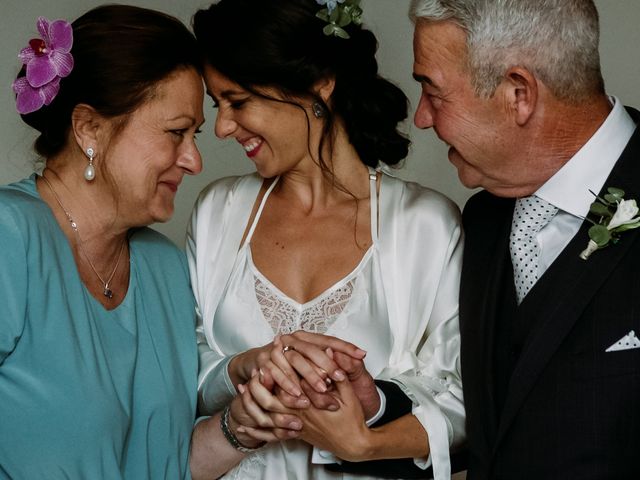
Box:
[237,426,246,433]
[333,370,346,381]
[316,381,327,392]
[328,404,339,411]
[289,421,302,430]
[297,398,309,407]
[238,384,246,393]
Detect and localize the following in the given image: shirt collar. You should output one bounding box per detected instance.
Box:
[536,96,636,219]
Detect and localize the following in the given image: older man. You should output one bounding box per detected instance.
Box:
[338,0,639,478]
[409,0,640,478]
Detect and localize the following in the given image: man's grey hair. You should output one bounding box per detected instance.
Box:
[409,0,605,102]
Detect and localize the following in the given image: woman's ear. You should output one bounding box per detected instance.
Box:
[313,76,336,104]
[503,66,538,126]
[71,104,105,152]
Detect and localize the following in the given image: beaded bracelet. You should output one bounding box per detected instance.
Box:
[220,405,265,453]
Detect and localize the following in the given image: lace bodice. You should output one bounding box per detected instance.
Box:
[254,275,355,335]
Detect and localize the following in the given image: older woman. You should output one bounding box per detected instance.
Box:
[0,5,241,479]
[187,0,465,479]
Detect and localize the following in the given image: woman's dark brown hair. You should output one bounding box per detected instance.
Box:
[193,0,409,169]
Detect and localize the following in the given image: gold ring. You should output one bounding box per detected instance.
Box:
[282,345,295,355]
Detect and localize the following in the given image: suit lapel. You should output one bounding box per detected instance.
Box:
[494,112,640,449]
[461,193,514,456]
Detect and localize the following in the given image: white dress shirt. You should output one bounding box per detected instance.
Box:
[533,97,636,275]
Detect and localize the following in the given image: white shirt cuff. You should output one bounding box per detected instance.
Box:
[365,386,386,426]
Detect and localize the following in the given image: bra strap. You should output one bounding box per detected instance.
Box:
[368,167,379,244]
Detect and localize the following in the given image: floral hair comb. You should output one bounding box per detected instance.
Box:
[12,17,74,114]
[315,0,363,39]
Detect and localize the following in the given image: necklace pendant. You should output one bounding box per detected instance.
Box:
[42,175,125,302]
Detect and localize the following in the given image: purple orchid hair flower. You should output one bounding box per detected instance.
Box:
[12,16,73,114]
[13,76,61,114]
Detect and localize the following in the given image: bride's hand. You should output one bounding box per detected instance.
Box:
[295,349,380,420]
[229,331,367,398]
[296,378,376,462]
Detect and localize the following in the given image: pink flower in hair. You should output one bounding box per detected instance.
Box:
[13,76,61,114]
[12,16,73,114]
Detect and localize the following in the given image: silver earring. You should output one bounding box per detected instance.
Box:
[84,147,96,181]
[312,101,325,119]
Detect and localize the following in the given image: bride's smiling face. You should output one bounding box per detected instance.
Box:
[204,64,323,178]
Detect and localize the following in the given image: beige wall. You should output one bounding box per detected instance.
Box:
[2,0,639,246]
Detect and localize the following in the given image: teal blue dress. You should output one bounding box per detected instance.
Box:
[0,176,198,479]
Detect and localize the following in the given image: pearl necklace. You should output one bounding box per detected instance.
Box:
[41,175,126,299]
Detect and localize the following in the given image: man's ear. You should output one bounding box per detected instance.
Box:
[71,103,106,152]
[503,66,538,126]
[313,76,336,104]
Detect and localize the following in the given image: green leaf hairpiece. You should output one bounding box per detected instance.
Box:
[315,0,363,39]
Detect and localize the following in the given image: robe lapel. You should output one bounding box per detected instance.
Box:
[493,115,640,450]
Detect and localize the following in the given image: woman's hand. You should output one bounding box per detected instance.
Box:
[228,331,367,398]
[238,354,388,463]
[296,378,377,462]
[230,372,304,445]
[273,349,380,419]
[245,368,378,462]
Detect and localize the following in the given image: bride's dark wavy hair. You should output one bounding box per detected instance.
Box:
[193,0,410,170]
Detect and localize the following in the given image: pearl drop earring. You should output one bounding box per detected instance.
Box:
[84,147,96,181]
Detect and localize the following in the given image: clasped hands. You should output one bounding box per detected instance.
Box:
[227,331,381,461]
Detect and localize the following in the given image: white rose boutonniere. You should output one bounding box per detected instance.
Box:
[580,187,640,260]
[607,198,639,229]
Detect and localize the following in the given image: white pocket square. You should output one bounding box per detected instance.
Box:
[606,330,640,352]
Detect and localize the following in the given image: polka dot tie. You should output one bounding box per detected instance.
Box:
[509,196,558,304]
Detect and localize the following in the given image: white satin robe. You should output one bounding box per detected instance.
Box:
[186,171,466,480]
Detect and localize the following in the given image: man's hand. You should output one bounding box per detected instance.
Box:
[289,348,380,420]
[332,350,380,420]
